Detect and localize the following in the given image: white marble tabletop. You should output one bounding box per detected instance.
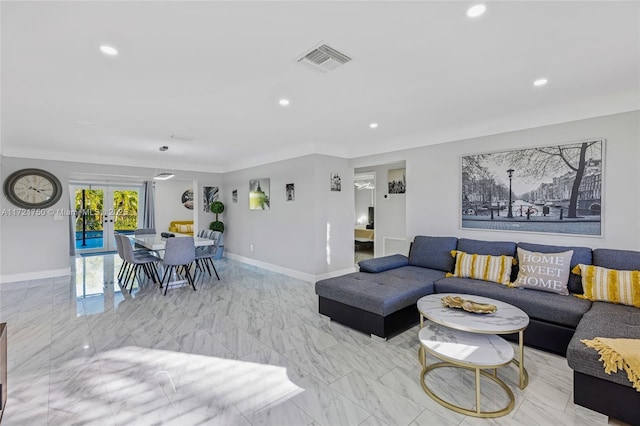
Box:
[126,233,214,251]
[419,320,514,367]
[417,293,529,334]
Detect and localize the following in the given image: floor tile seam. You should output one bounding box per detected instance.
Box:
[286,374,373,426]
[279,347,356,386]
[255,325,305,352]
[330,369,428,421]
[317,343,393,382]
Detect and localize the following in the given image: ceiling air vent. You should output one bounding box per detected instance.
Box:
[296,43,352,74]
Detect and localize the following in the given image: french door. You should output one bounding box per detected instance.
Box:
[72,184,143,253]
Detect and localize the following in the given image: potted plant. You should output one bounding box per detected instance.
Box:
[209,200,225,258]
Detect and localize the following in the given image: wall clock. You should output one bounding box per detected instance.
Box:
[3,168,63,209]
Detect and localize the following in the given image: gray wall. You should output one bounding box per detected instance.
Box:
[0,157,222,280]
[155,179,196,233]
[354,111,640,251]
[406,111,639,249]
[2,111,638,281]
[223,154,354,277]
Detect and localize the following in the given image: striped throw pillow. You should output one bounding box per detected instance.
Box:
[446,250,515,285]
[572,264,640,308]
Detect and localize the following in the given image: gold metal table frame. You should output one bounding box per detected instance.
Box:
[417,294,529,418]
[420,355,516,418]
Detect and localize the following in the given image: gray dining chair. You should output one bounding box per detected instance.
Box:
[161,236,196,295]
[114,232,131,283]
[195,231,221,280]
[117,234,160,292]
[134,228,156,252]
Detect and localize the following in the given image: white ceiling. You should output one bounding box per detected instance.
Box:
[2,1,638,173]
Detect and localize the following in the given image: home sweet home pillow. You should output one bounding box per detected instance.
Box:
[512,248,574,295]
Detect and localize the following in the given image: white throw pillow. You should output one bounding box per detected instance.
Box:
[511,248,574,295]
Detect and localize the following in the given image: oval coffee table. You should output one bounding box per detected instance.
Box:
[416,293,529,418]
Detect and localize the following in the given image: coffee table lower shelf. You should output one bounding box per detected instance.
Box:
[419,323,516,418]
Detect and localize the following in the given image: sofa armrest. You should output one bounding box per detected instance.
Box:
[358,254,409,273]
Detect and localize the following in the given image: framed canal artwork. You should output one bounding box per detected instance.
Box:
[461,138,604,236]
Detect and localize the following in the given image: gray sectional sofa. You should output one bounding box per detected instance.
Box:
[315,236,640,424]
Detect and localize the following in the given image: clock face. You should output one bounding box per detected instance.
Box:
[3,168,63,209]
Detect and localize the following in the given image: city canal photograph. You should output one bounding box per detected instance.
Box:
[461,139,603,236]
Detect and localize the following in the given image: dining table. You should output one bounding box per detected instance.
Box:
[124,232,215,290]
[125,232,214,251]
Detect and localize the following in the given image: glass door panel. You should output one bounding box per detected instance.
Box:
[74,187,106,252]
[73,185,142,253]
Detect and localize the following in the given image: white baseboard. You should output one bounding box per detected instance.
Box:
[314,267,357,282]
[224,252,355,283]
[0,267,71,284]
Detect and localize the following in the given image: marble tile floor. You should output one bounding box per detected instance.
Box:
[0,254,625,425]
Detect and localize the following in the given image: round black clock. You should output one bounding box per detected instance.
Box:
[3,168,63,209]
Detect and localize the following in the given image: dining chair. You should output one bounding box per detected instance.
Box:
[134,228,156,252]
[114,232,131,284]
[117,234,161,292]
[197,229,211,238]
[194,231,221,280]
[161,236,196,295]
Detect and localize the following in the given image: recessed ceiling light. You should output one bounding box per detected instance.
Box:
[279,99,290,106]
[99,45,118,56]
[466,4,486,18]
[533,78,548,87]
[75,120,91,125]
[369,123,378,129]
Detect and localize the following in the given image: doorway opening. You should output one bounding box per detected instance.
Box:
[354,172,375,264]
[72,184,143,253]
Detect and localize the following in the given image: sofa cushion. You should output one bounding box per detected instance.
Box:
[593,248,640,270]
[572,264,640,308]
[448,250,514,286]
[518,242,592,294]
[434,276,592,327]
[359,254,409,273]
[567,302,640,388]
[408,236,458,272]
[511,248,574,295]
[316,266,444,316]
[457,238,516,257]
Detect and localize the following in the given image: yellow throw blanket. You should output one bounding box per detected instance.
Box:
[581,338,640,392]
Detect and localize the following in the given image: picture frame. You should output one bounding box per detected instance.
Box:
[330,172,341,192]
[249,178,270,210]
[182,189,194,210]
[461,139,604,236]
[202,186,219,212]
[286,183,295,201]
[388,168,406,194]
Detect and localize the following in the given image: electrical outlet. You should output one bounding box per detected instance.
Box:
[250,244,254,252]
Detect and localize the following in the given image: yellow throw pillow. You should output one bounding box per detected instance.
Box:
[572,264,640,308]
[446,250,515,286]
